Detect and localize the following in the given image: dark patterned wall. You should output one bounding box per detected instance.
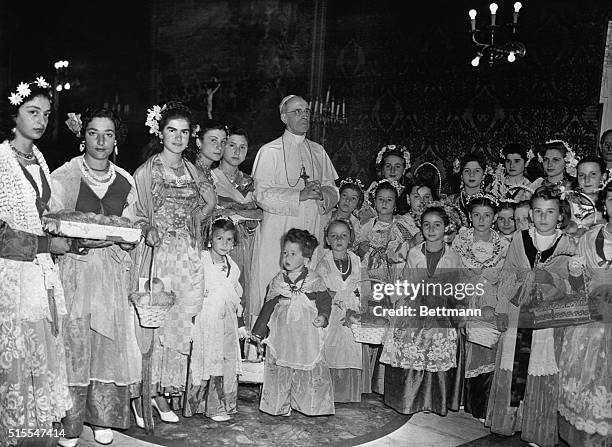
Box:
[150,0,610,182]
[151,0,314,169]
[322,0,610,182]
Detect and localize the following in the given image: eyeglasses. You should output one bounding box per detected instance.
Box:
[285,108,311,117]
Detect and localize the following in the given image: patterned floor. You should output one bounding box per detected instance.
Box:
[123,385,410,446]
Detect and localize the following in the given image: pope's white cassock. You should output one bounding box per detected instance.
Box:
[249,130,338,323]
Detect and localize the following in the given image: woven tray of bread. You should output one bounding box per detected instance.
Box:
[42,211,142,244]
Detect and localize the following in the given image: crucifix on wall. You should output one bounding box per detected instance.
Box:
[206,77,221,120]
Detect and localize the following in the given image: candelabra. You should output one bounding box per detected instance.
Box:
[309,87,347,126]
[52,60,71,140]
[468,2,526,67]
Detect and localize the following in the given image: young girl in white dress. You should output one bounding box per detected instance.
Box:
[316,219,363,402]
[189,218,247,421]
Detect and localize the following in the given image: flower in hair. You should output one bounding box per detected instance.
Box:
[16,83,31,98]
[557,185,569,200]
[35,77,50,88]
[467,192,500,207]
[375,144,411,169]
[65,113,82,137]
[544,139,580,177]
[526,149,535,165]
[8,93,22,106]
[340,177,365,190]
[192,124,201,138]
[7,75,50,106]
[145,105,163,137]
[377,178,402,194]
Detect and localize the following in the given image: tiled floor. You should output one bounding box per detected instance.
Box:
[69,410,490,447]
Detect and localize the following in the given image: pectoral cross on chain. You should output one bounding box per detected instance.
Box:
[299,166,309,183]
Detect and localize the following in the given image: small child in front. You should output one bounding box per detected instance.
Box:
[255,228,335,416]
[188,218,246,421]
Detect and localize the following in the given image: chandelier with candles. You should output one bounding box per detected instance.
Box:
[468,2,526,67]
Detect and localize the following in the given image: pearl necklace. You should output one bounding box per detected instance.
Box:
[334,256,351,275]
[80,159,116,186]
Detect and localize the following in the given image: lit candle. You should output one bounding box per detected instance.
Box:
[469,9,477,31]
[319,101,323,115]
[513,2,521,24]
[314,99,318,115]
[336,104,340,119]
[342,100,346,119]
[489,3,498,26]
[326,87,330,104]
[331,98,335,115]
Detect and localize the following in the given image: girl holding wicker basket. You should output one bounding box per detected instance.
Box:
[132,102,216,424]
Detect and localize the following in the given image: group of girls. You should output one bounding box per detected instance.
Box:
[1,72,610,447]
[303,140,611,447]
[0,76,263,447]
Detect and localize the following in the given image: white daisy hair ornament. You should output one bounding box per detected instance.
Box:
[375,144,411,169]
[339,177,365,191]
[145,104,166,138]
[8,76,51,106]
[537,139,579,177]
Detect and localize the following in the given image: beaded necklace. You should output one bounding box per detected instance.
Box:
[80,158,116,185]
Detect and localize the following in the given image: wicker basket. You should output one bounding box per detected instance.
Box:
[130,247,176,329]
[350,323,387,345]
[130,292,175,328]
[466,320,501,348]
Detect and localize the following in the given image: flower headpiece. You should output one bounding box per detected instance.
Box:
[375,144,411,169]
[145,104,166,137]
[498,147,535,166]
[65,113,82,137]
[339,177,365,191]
[376,178,403,194]
[452,158,461,174]
[191,124,201,138]
[8,76,51,106]
[423,200,468,234]
[499,198,519,205]
[466,192,500,207]
[537,140,579,177]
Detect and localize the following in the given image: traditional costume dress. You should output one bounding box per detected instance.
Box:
[212,166,261,328]
[487,229,577,447]
[188,250,243,418]
[380,242,463,415]
[50,156,141,437]
[452,227,509,419]
[355,216,408,394]
[0,141,71,446]
[315,250,363,402]
[250,130,338,325]
[558,224,612,447]
[488,175,534,203]
[133,154,209,395]
[259,268,335,416]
